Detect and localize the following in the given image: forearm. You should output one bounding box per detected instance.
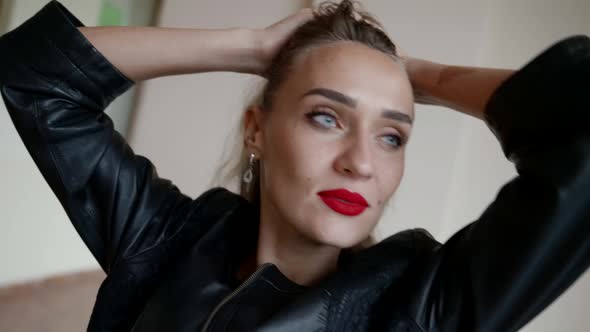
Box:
[406,58,514,120]
[79,26,263,82]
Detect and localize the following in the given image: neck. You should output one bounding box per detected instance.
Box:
[254,205,340,286]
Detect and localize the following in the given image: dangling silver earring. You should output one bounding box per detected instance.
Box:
[242,153,256,184]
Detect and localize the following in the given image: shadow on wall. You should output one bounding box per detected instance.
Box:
[0,0,14,33]
[0,270,104,332]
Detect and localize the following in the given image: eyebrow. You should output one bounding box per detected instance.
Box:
[302,88,413,125]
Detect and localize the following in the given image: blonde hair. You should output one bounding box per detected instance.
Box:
[213,0,402,248]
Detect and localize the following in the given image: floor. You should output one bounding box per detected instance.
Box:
[0,270,104,332]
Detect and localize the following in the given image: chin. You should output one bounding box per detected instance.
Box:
[308,216,373,249]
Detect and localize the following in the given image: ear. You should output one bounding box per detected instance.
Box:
[243,105,266,158]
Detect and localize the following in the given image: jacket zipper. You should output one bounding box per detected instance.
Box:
[200,263,272,332]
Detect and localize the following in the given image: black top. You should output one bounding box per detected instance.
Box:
[1,1,589,331]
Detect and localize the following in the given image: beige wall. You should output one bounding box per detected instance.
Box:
[1,0,588,330]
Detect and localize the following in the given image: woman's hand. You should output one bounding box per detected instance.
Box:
[253,8,314,77]
[404,56,441,105]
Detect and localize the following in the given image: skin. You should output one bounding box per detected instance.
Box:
[244,42,415,285]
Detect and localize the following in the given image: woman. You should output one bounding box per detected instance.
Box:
[1,1,589,331]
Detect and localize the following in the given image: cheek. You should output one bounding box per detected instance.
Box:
[375,151,405,204]
[262,119,329,189]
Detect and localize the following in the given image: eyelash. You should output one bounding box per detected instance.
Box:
[304,108,405,150]
[305,109,338,129]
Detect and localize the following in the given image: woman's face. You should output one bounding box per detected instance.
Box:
[250,41,414,248]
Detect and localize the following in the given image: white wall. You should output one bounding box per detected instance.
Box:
[1,0,588,330]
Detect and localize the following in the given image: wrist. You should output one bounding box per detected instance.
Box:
[405,57,444,105]
[229,28,266,75]
[243,28,268,75]
[405,58,437,92]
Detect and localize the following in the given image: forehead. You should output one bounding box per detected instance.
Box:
[281,41,414,116]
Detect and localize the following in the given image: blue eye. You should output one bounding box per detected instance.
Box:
[381,134,402,149]
[306,110,338,129]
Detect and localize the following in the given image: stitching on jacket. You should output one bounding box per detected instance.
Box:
[31,91,70,196]
[260,276,304,295]
[42,33,105,98]
[322,289,332,332]
[32,35,112,267]
[31,86,107,269]
[29,82,109,270]
[113,192,183,265]
[53,0,135,100]
[116,187,228,265]
[151,188,229,250]
[409,230,430,332]
[407,314,428,332]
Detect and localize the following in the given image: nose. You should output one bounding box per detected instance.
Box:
[333,134,374,180]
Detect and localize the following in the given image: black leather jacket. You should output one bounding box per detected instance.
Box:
[2,2,589,332]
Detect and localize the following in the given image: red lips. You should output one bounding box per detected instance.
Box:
[317,189,369,216]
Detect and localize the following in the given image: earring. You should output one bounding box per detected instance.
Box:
[242,153,256,184]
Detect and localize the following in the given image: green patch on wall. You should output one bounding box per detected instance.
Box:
[99,0,126,26]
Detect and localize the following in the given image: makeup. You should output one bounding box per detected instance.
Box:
[317,189,368,216]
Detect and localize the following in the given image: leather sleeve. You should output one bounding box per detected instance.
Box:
[0,1,205,273]
[402,35,590,332]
